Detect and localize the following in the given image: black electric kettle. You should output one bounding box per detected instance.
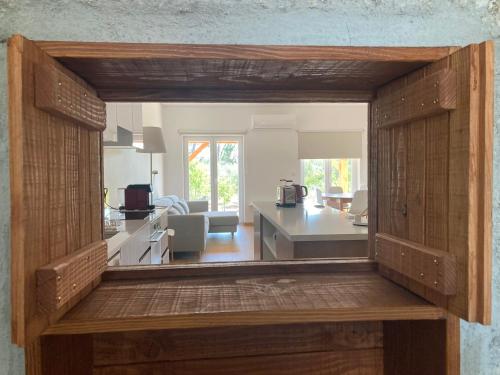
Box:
[292,184,308,203]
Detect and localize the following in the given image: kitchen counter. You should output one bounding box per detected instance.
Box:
[104,208,168,260]
[251,201,368,242]
[251,202,368,260]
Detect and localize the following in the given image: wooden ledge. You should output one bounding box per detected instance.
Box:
[103,258,378,281]
[44,270,445,336]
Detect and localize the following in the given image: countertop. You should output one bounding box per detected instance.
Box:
[104,208,168,259]
[251,201,368,242]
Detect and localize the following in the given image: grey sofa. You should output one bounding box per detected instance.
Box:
[155,195,239,256]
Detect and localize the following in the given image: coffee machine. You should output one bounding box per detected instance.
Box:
[120,184,155,219]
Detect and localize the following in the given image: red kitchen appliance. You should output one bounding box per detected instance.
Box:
[121,184,154,219]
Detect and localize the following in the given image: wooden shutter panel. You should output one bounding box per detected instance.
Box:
[370,42,493,324]
[8,35,106,346]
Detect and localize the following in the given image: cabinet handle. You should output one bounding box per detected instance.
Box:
[139,247,151,263]
[108,250,121,262]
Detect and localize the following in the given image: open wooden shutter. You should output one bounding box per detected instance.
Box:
[370,42,493,323]
[8,35,106,347]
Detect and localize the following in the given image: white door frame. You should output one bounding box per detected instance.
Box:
[183,135,244,221]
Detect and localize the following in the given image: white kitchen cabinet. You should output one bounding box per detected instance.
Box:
[104,103,118,142]
[104,103,143,143]
[115,103,142,133]
[119,224,150,265]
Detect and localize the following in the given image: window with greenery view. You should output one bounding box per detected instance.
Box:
[302,159,359,202]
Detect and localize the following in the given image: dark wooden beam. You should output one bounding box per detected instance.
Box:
[98,88,374,103]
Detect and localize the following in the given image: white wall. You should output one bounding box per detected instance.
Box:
[161,103,368,222]
[103,148,163,208]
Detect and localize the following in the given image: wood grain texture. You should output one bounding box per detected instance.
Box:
[59,57,428,91]
[32,41,454,102]
[446,314,461,375]
[93,349,384,375]
[92,322,383,366]
[383,319,447,375]
[476,41,494,324]
[368,102,379,259]
[8,33,26,344]
[374,43,493,323]
[8,34,105,346]
[44,271,445,336]
[293,240,368,259]
[34,63,106,130]
[99,88,374,103]
[390,125,408,238]
[377,69,456,128]
[36,241,107,313]
[375,233,456,295]
[41,335,93,375]
[36,41,456,61]
[103,259,378,281]
[26,340,45,375]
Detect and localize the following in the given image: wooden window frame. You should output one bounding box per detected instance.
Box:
[8,37,492,362]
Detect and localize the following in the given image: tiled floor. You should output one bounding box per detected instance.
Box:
[172,224,255,264]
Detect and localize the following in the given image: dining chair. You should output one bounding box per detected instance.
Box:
[348,190,368,216]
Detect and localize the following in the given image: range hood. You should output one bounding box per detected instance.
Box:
[103,126,143,149]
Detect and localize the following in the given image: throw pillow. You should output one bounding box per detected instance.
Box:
[173,202,186,215]
[178,199,190,214]
[167,206,181,215]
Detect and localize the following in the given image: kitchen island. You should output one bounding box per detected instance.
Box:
[251,201,368,260]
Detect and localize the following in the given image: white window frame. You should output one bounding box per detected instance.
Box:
[183,135,245,221]
[300,159,361,193]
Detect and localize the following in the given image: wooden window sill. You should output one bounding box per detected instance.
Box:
[42,260,446,336]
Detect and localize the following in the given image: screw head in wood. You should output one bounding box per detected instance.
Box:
[433,98,439,104]
[57,296,62,302]
[58,82,62,86]
[84,93,88,97]
[434,281,439,287]
[72,283,77,289]
[420,102,425,108]
[57,96,62,103]
[433,258,439,265]
[401,96,406,102]
[419,272,425,278]
[401,252,405,257]
[57,275,62,281]
[434,81,439,88]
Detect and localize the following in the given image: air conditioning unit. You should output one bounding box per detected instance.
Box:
[251,114,296,130]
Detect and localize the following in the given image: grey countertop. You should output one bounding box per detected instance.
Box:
[251,201,368,242]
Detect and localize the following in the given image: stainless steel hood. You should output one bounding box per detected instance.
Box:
[103,126,137,148]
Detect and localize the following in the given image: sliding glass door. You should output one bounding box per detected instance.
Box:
[184,136,243,216]
[185,139,212,208]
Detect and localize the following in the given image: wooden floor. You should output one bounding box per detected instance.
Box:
[173,224,255,264]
